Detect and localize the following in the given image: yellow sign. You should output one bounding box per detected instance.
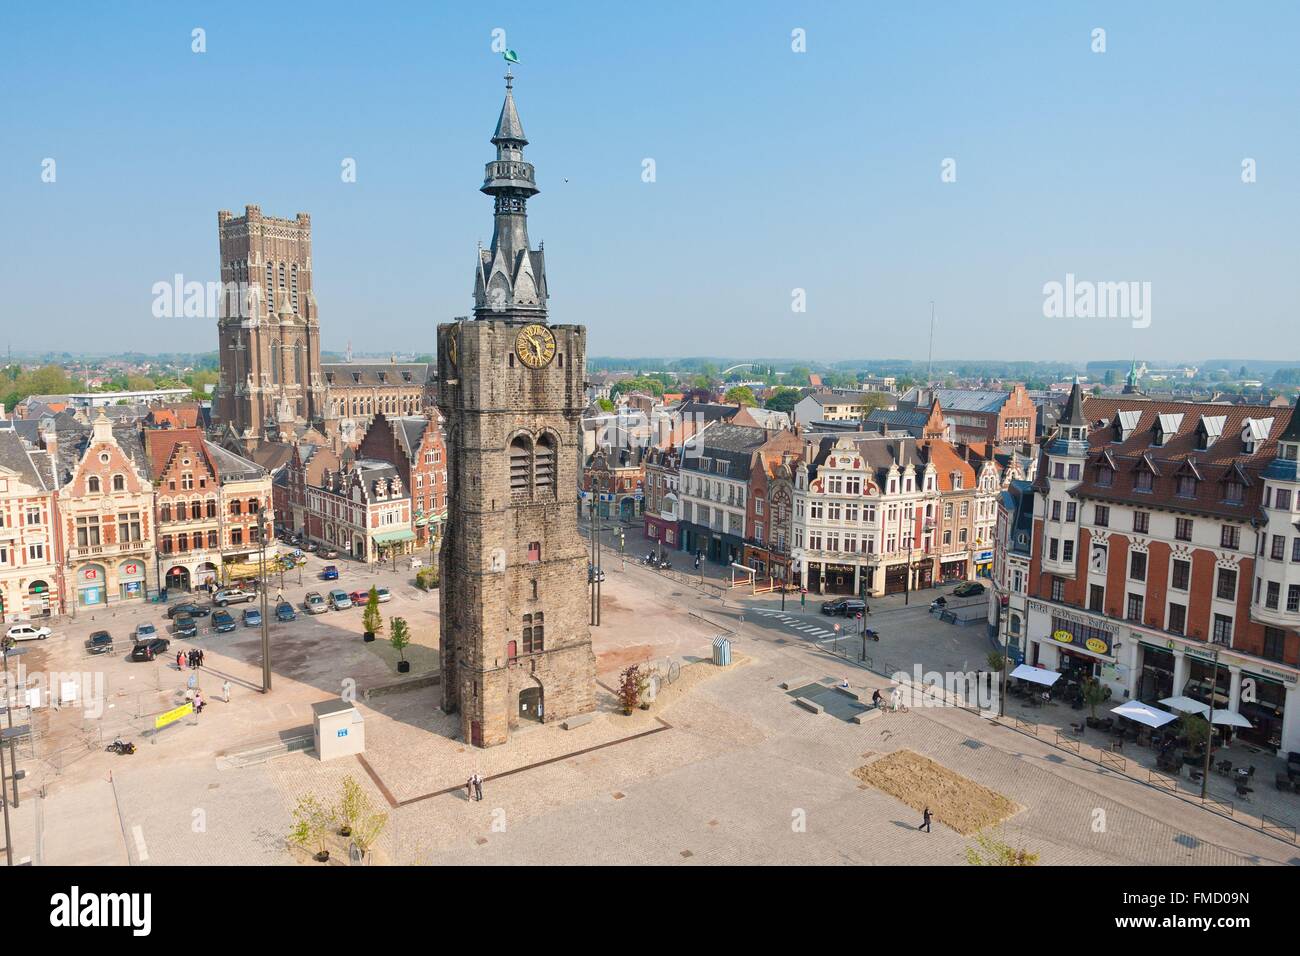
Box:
[1052,629,1074,644]
[1085,637,1109,654]
[155,702,193,730]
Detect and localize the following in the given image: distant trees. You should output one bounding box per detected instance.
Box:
[0,364,86,410]
[764,387,799,413]
[610,376,665,399]
[724,385,758,407]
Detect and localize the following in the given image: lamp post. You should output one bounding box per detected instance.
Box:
[1200,647,1221,801]
[256,504,271,693]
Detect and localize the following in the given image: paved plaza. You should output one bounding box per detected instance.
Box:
[5,540,1299,866]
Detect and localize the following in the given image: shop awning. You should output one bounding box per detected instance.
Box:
[1158,695,1210,716]
[1010,664,1061,687]
[1111,701,1177,728]
[1210,709,1253,728]
[372,529,416,545]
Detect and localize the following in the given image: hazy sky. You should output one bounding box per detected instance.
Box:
[2,1,1297,363]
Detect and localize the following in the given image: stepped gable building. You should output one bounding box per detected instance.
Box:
[355,411,448,548]
[437,69,595,747]
[0,427,60,621]
[1028,382,1300,754]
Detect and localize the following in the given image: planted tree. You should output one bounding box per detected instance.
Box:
[390,617,411,672]
[986,651,1007,677]
[288,794,336,863]
[965,830,1039,866]
[338,775,366,837]
[1179,713,1211,753]
[363,586,383,639]
[1082,676,1107,719]
[617,664,647,715]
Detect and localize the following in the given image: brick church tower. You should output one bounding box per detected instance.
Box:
[212,206,328,449]
[436,70,595,747]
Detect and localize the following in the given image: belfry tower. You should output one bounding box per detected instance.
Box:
[437,70,595,747]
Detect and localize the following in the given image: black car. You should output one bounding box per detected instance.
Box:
[952,582,986,598]
[130,637,171,662]
[174,614,199,638]
[821,598,868,617]
[211,610,237,633]
[168,602,211,619]
[85,630,114,655]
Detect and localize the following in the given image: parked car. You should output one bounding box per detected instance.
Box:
[349,590,369,605]
[318,548,339,559]
[211,610,237,633]
[85,630,114,655]
[375,586,391,603]
[130,637,170,662]
[275,601,297,622]
[328,589,353,610]
[321,565,339,581]
[820,598,867,617]
[304,592,328,614]
[135,622,158,641]
[174,614,199,638]
[213,587,256,607]
[305,541,319,553]
[167,602,210,619]
[242,608,263,627]
[952,582,986,598]
[588,565,606,584]
[6,623,52,642]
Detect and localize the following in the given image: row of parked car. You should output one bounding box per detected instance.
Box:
[303,587,391,614]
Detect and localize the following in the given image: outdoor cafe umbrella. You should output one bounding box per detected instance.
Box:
[1158,695,1210,716]
[1110,700,1177,728]
[1010,664,1061,687]
[1210,709,1253,729]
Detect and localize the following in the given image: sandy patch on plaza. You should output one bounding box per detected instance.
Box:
[649,653,749,715]
[853,749,1021,835]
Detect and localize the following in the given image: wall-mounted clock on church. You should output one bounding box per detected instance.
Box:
[514,323,556,369]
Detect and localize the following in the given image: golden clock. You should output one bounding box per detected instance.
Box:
[515,323,556,369]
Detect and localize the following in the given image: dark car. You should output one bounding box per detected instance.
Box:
[130,637,171,662]
[321,565,339,581]
[275,601,297,622]
[211,610,237,633]
[243,608,263,627]
[318,548,339,560]
[952,582,986,598]
[85,630,114,655]
[173,614,199,638]
[821,598,867,617]
[167,602,211,619]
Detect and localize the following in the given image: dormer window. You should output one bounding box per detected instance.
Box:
[1134,471,1153,492]
[1223,479,1244,503]
[1176,475,1197,497]
[1097,464,1114,487]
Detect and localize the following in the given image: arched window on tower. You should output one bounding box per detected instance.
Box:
[509,436,532,498]
[534,434,556,494]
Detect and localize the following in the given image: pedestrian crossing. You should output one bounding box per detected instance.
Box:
[749,607,845,643]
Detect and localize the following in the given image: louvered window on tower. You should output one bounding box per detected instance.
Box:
[510,437,532,496]
[534,435,555,492]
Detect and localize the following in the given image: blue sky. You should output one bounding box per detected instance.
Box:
[1,1,1296,362]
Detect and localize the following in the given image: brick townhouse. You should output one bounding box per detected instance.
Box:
[305,458,414,563]
[1026,382,1300,754]
[355,412,448,552]
[0,428,60,621]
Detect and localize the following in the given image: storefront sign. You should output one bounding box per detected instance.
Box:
[1049,615,1114,657]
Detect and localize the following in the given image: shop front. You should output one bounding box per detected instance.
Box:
[939,554,967,583]
[1239,675,1287,751]
[884,563,908,595]
[809,561,856,595]
[118,558,147,601]
[1136,644,1175,702]
[1025,599,1123,696]
[76,563,107,608]
[974,549,995,579]
[644,514,679,551]
[25,580,53,618]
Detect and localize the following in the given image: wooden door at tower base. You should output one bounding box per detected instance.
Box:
[471,720,483,747]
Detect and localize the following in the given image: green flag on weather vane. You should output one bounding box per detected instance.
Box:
[503,49,520,64]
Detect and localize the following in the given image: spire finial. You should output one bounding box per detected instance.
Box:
[505,67,513,90]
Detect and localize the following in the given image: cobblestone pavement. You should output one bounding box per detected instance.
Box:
[16,544,1300,866]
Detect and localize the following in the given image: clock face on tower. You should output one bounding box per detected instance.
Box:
[515,323,556,369]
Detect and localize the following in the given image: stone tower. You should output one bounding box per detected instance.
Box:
[436,70,595,748]
[213,206,328,449]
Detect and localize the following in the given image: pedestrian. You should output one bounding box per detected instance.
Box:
[194,692,204,715]
[473,772,483,802]
[890,686,901,712]
[918,806,932,833]
[871,688,883,709]
[466,776,474,801]
[198,649,205,668]
[177,651,185,670]
[222,679,232,703]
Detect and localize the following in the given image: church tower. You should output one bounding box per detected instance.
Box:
[437,70,595,747]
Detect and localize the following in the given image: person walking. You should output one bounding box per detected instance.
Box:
[194,691,204,715]
[466,775,475,801]
[918,806,932,833]
[176,650,185,670]
[222,679,232,703]
[890,686,902,712]
[473,772,483,802]
[197,649,205,668]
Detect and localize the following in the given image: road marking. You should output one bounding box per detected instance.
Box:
[132,824,150,862]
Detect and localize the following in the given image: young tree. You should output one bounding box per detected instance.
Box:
[289,794,336,861]
[1081,676,1107,719]
[363,586,384,636]
[965,830,1039,866]
[389,616,411,664]
[1179,713,1211,752]
[617,664,647,715]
